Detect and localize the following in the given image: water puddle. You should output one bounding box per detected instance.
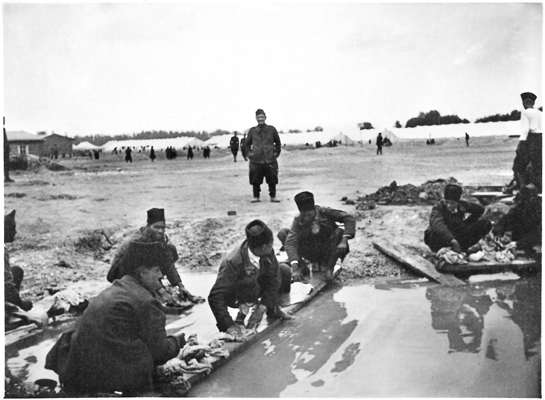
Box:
[189,276,541,397]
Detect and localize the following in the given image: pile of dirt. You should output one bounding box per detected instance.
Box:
[346,177,466,209]
[5,192,27,198]
[37,194,79,201]
[73,229,114,255]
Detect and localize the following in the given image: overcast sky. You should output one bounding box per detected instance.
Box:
[3,2,542,136]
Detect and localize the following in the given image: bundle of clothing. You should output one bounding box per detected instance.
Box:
[155,334,230,383]
[436,232,518,267]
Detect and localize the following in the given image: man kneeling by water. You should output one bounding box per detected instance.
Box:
[208,220,293,342]
[46,241,188,395]
[424,183,492,253]
[278,191,356,282]
[107,208,204,306]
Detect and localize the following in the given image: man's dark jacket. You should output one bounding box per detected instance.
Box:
[45,275,182,395]
[107,227,181,286]
[208,241,282,332]
[425,200,484,244]
[245,124,281,164]
[285,205,356,263]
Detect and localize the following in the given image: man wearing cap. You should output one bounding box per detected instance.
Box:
[281,191,356,282]
[245,109,282,202]
[229,131,240,162]
[107,208,203,305]
[517,92,542,191]
[46,242,188,395]
[424,184,492,253]
[208,219,292,340]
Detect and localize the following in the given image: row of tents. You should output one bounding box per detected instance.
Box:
[75,120,521,152]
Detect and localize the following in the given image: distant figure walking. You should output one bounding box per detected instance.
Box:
[465,132,470,147]
[203,146,211,159]
[230,132,240,162]
[125,147,132,163]
[240,133,248,161]
[93,150,100,160]
[376,132,383,155]
[149,146,156,162]
[187,145,194,160]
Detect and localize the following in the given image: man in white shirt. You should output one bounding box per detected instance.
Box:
[519,92,542,191]
[511,92,542,191]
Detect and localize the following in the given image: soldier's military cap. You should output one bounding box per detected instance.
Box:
[147,208,165,225]
[444,184,463,201]
[294,191,315,212]
[520,92,537,101]
[245,219,273,249]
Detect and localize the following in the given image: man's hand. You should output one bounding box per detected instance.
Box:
[336,237,349,258]
[276,308,294,321]
[226,324,247,342]
[450,239,462,253]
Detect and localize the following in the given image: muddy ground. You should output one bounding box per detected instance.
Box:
[4,136,517,301]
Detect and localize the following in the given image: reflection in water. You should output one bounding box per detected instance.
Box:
[189,285,358,397]
[426,278,541,359]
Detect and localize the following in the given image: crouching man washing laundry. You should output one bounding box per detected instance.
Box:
[279,191,356,283]
[107,208,204,306]
[424,183,492,253]
[46,242,189,396]
[208,220,293,342]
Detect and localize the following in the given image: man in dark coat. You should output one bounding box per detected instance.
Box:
[376,132,383,155]
[230,132,240,162]
[424,183,492,252]
[245,109,282,202]
[45,241,187,395]
[107,208,204,304]
[125,147,132,163]
[208,220,292,341]
[187,145,194,160]
[493,183,541,253]
[280,191,356,282]
[150,146,156,162]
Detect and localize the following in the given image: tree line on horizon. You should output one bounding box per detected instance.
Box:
[75,107,540,145]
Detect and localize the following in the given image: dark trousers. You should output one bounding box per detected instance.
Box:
[527,132,542,191]
[376,146,382,155]
[249,161,278,198]
[424,219,492,252]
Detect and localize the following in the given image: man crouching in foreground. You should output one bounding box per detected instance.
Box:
[107,208,203,305]
[46,241,188,395]
[424,183,492,253]
[208,220,293,342]
[279,191,356,282]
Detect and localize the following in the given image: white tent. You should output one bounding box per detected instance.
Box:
[74,141,101,151]
[101,136,201,152]
[333,132,356,145]
[389,120,520,140]
[204,134,232,148]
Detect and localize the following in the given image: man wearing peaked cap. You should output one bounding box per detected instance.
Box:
[107,208,204,306]
[244,108,282,203]
[46,240,188,395]
[279,191,356,283]
[208,219,293,341]
[424,183,492,253]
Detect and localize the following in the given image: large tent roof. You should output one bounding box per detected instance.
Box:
[101,136,202,151]
[74,141,101,150]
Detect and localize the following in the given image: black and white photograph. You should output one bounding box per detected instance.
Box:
[2,1,542,397]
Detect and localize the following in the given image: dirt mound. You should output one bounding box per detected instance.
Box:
[73,229,114,254]
[5,192,27,198]
[37,194,79,201]
[347,177,465,209]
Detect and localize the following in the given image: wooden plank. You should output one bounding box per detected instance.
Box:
[372,240,465,286]
[438,258,538,274]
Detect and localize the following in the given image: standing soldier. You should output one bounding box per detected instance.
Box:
[187,145,194,160]
[519,92,542,191]
[125,147,133,163]
[376,132,383,155]
[465,132,470,147]
[149,146,156,162]
[245,109,282,203]
[230,132,240,162]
